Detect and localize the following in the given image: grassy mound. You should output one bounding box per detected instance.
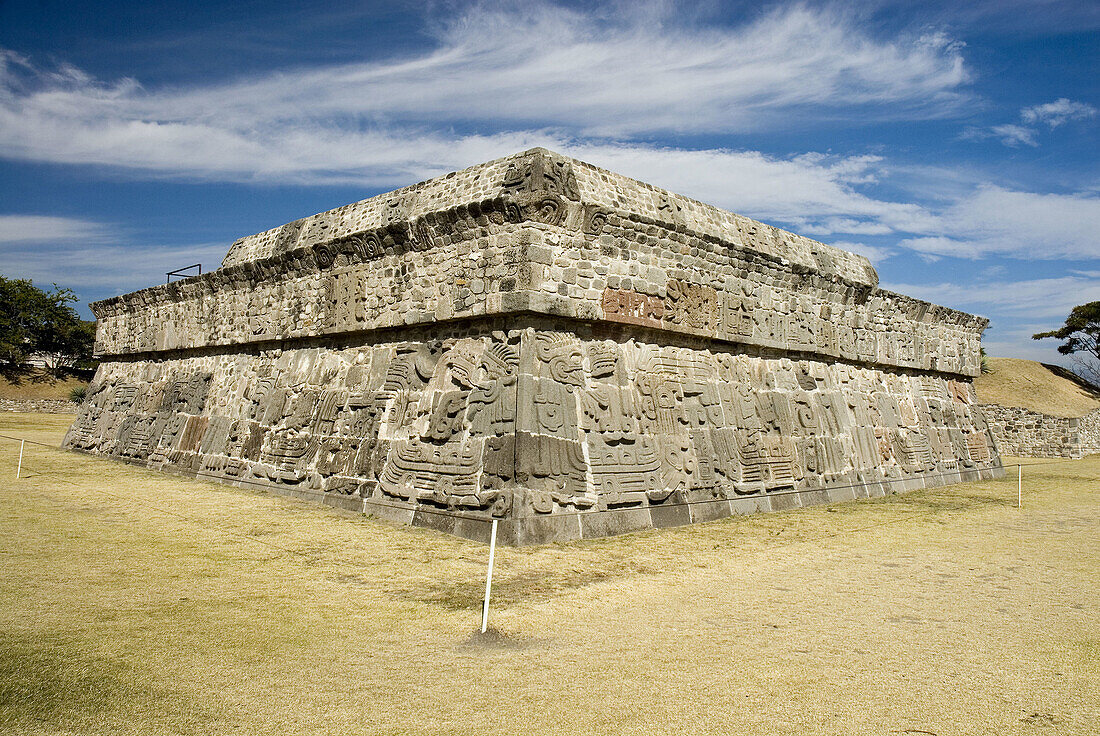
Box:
[0,367,87,401]
[974,357,1100,417]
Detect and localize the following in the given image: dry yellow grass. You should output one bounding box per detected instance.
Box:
[1,412,1097,735]
[975,357,1100,417]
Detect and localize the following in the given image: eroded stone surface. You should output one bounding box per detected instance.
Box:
[65,148,1002,544]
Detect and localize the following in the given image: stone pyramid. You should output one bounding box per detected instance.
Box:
[64,148,1003,544]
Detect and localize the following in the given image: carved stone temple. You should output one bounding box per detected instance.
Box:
[64,148,1003,544]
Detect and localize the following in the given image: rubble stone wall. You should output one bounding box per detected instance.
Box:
[1,399,79,413]
[980,403,1100,458]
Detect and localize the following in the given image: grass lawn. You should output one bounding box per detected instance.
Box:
[0,412,1096,735]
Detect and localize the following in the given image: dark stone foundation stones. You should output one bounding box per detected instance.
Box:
[64,148,1003,544]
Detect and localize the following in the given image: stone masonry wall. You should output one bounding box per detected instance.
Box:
[1,399,80,414]
[90,150,984,378]
[66,148,1001,544]
[980,403,1100,458]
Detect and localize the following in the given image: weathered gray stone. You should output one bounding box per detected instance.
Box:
[64,148,1003,544]
[981,403,1100,458]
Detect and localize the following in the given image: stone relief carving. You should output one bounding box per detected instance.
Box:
[665,280,719,332]
[602,288,664,328]
[66,325,1002,539]
[68,149,1000,543]
[502,150,580,200]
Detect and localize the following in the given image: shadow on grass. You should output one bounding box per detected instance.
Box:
[0,365,61,386]
[394,485,1024,611]
[407,566,629,611]
[0,632,222,735]
[460,626,542,650]
[878,487,1017,514]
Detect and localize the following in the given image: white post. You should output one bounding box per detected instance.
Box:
[481,519,499,634]
[16,439,24,480]
[1017,465,1022,509]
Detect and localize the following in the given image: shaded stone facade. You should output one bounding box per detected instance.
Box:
[65,148,1002,544]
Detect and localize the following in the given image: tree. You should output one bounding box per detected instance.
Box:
[1032,301,1100,387]
[0,276,96,375]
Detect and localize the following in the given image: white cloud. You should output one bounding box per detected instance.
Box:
[883,275,1100,319]
[963,97,1096,148]
[1021,98,1097,128]
[0,3,969,181]
[898,186,1100,260]
[799,218,895,236]
[0,214,114,244]
[0,240,230,299]
[827,241,896,263]
[989,123,1038,147]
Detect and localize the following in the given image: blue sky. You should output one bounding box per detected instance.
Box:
[0,0,1097,365]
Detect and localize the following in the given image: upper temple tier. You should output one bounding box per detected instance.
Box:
[90,147,986,377]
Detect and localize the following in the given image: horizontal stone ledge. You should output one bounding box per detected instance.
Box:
[92,309,984,381]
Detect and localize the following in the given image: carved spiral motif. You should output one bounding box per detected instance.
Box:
[313,244,335,269]
[358,232,383,259]
[532,196,564,225]
[586,207,610,235]
[502,199,523,224]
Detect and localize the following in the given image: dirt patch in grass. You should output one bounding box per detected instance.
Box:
[459,627,543,651]
[1,412,1097,735]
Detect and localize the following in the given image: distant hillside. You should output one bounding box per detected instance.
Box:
[974,357,1100,418]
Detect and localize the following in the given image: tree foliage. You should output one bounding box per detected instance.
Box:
[1032,301,1100,387]
[0,276,96,374]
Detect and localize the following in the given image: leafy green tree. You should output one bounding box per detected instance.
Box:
[0,276,96,374]
[1033,301,1100,387]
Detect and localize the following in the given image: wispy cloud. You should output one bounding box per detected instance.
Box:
[883,274,1100,319]
[988,123,1038,147]
[0,211,231,308]
[0,214,116,244]
[0,3,969,181]
[1021,98,1097,128]
[827,241,896,263]
[898,186,1100,260]
[963,97,1096,147]
[0,239,228,299]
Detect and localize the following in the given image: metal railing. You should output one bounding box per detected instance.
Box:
[166,264,202,283]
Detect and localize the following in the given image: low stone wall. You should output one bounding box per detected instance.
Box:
[0,399,80,414]
[980,403,1100,458]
